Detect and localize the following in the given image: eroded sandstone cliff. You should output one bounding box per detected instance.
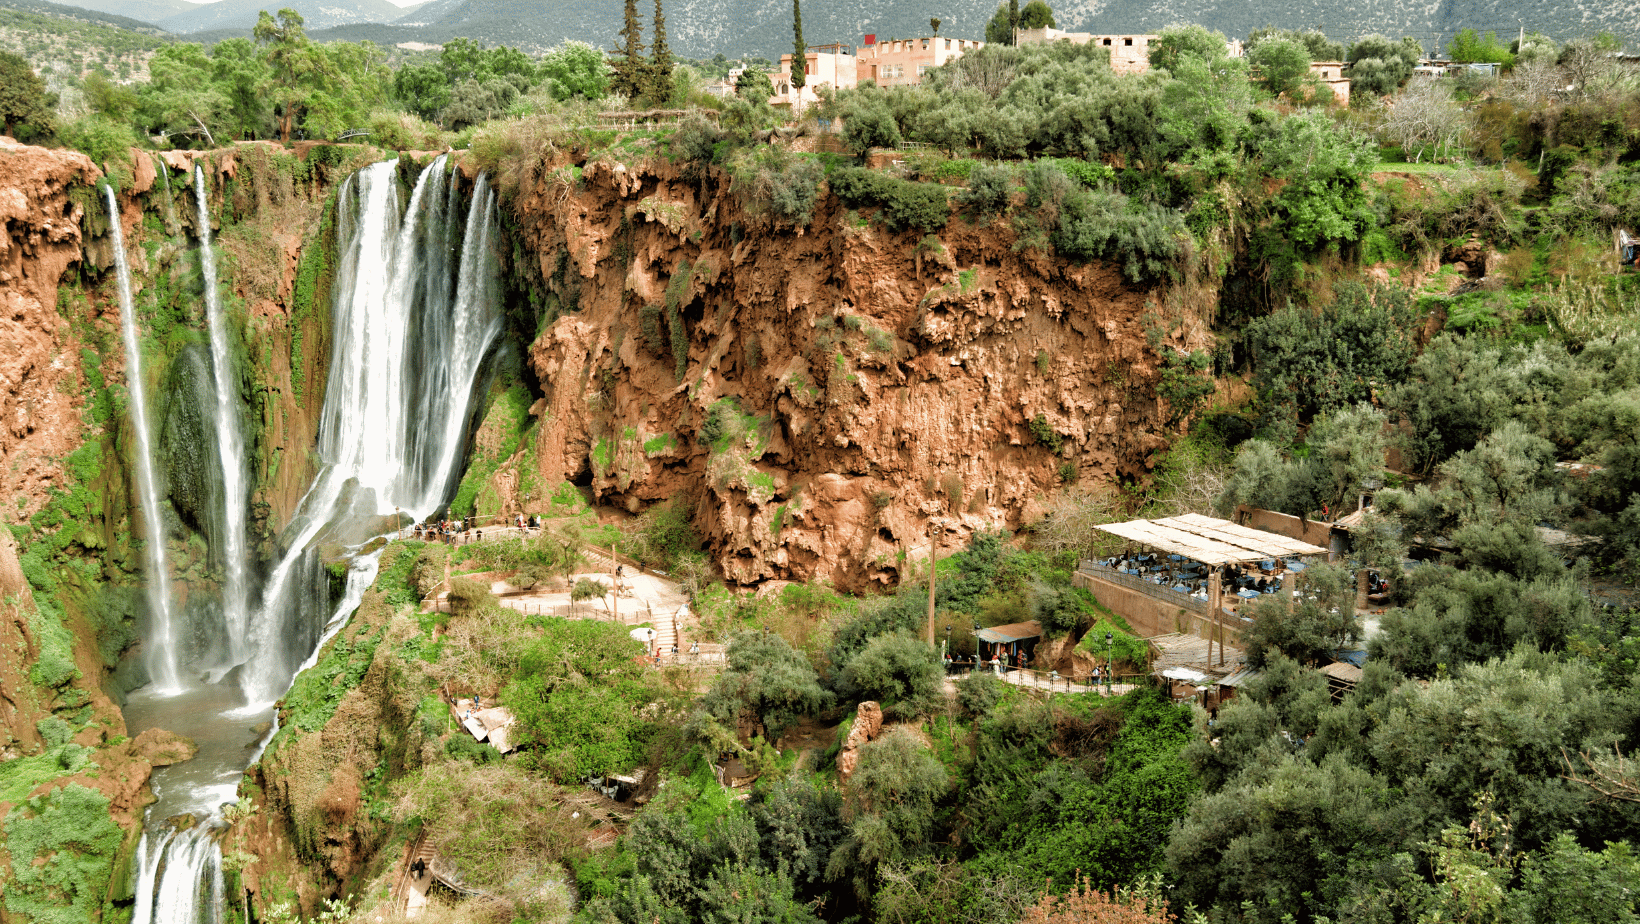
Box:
[495,155,1198,590]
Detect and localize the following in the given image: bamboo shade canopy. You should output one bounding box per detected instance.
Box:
[1094,513,1327,565]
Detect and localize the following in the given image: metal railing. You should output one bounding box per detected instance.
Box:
[1077,562,1210,615]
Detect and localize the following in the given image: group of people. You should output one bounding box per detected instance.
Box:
[939,648,1034,675]
[411,514,541,545]
[414,517,472,544]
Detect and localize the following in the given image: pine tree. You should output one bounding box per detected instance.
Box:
[790,0,806,91]
[612,0,645,99]
[648,0,673,105]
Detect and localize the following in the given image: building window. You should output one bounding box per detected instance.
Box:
[1124,37,1133,46]
[918,64,930,75]
[945,38,952,49]
[921,38,929,49]
[1102,38,1112,45]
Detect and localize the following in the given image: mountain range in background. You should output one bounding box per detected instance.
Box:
[20,0,1640,61]
[157,0,410,33]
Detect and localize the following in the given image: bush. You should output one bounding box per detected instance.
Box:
[445,576,495,617]
[503,619,658,781]
[959,163,1015,217]
[838,632,944,720]
[1052,187,1186,282]
[829,167,950,233]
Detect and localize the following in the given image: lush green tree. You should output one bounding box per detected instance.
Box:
[838,632,943,720]
[749,774,846,896]
[210,38,273,139]
[1448,28,1514,66]
[1018,0,1055,29]
[1249,27,1345,61]
[735,67,775,101]
[541,41,611,101]
[1386,336,1511,475]
[840,88,901,154]
[648,0,673,103]
[441,77,518,130]
[1168,754,1405,921]
[789,0,805,93]
[1261,110,1377,244]
[1249,37,1312,99]
[1369,565,1593,676]
[1345,34,1422,96]
[984,1,1016,45]
[392,62,450,122]
[253,8,313,142]
[612,0,646,98]
[1242,282,1415,427]
[0,52,53,141]
[1243,562,1361,667]
[1149,23,1230,73]
[697,631,830,741]
[143,42,230,145]
[502,618,658,780]
[827,726,949,893]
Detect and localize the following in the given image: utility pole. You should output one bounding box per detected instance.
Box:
[610,544,619,625]
[926,519,942,645]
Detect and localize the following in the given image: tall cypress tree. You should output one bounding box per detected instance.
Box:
[791,0,806,91]
[613,0,645,98]
[1008,0,1019,44]
[648,0,673,104]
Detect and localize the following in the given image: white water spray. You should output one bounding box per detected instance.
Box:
[241,155,502,703]
[107,186,182,694]
[131,823,226,924]
[194,166,252,663]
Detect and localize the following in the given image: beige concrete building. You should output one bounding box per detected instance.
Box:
[856,34,985,87]
[1016,28,1157,74]
[770,49,859,112]
[1310,60,1351,106]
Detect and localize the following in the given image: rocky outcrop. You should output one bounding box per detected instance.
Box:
[836,700,884,783]
[503,155,1197,591]
[0,136,100,527]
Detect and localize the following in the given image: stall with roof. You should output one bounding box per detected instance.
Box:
[974,620,1042,670]
[1074,513,1328,662]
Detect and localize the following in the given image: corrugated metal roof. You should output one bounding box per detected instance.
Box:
[1330,649,1368,667]
[976,621,1043,643]
[1218,667,1262,687]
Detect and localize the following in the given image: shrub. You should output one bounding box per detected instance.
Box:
[829,167,950,233]
[838,632,944,720]
[445,576,495,617]
[1030,414,1064,453]
[751,154,825,226]
[504,619,658,780]
[959,163,1015,217]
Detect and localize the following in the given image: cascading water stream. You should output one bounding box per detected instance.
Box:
[242,155,503,705]
[194,165,251,664]
[106,186,182,694]
[128,156,504,923]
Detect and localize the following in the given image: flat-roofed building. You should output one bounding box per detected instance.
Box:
[1017,28,1156,74]
[770,47,858,112]
[856,34,984,87]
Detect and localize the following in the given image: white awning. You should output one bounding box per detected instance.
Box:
[1095,513,1327,565]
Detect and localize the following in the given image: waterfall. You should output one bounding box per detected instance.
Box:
[107,186,182,694]
[194,166,252,664]
[131,823,226,924]
[131,156,504,922]
[241,154,502,702]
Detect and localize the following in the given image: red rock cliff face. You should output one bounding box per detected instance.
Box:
[0,137,100,526]
[506,157,1191,590]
